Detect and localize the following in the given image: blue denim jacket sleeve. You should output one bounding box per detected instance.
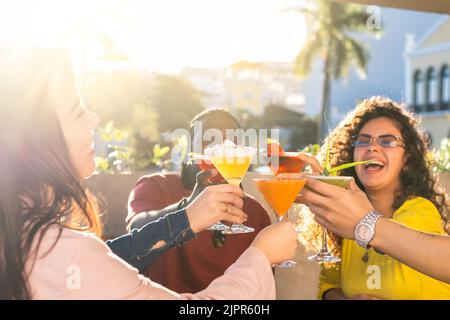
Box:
[105,208,196,271]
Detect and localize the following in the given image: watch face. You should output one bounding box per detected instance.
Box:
[356,224,372,241]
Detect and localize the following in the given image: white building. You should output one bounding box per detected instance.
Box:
[181,61,305,116]
[404,16,450,145]
[180,67,226,109]
[224,60,304,116]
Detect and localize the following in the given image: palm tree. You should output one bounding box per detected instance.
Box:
[290,0,382,142]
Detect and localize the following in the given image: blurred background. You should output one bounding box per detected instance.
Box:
[1,0,448,173]
[1,0,449,299]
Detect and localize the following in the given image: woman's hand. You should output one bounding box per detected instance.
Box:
[185,184,247,233]
[297,178,374,239]
[250,220,298,265]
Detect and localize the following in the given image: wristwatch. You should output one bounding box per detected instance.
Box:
[354,210,382,249]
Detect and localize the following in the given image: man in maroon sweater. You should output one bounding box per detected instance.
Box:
[126,109,271,293]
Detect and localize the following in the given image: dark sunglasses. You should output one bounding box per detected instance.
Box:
[351,134,405,148]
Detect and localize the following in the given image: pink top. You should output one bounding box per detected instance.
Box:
[26,226,276,300]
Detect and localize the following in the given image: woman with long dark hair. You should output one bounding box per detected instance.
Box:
[312,97,450,299]
[0,47,297,299]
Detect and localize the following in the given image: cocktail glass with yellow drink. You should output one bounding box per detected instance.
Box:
[254,174,307,268]
[205,140,256,234]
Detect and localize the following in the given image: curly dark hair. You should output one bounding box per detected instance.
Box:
[324,96,449,233]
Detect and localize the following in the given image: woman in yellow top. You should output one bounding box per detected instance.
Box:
[318,97,449,300]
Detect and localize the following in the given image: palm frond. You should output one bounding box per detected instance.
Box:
[331,34,350,79]
[294,34,324,77]
[340,9,384,38]
[290,0,374,83]
[346,36,369,79]
[282,3,316,16]
[337,11,371,29]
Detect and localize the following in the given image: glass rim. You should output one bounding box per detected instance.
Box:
[261,151,304,157]
[253,173,307,181]
[305,175,353,181]
[205,146,256,158]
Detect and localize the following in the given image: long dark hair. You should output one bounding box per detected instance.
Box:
[0,48,101,299]
[325,96,449,252]
[325,96,448,227]
[298,96,449,256]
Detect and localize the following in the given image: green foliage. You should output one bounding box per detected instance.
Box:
[85,70,205,171]
[95,121,174,173]
[300,143,320,156]
[148,75,205,133]
[151,144,171,168]
[288,120,319,150]
[432,138,450,173]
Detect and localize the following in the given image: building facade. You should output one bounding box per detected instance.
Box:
[224,61,304,116]
[318,8,444,130]
[181,60,305,116]
[180,67,226,110]
[405,16,450,145]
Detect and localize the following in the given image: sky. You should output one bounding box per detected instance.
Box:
[0,0,308,73]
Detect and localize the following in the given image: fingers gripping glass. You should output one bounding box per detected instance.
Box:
[351,134,404,148]
[187,153,229,231]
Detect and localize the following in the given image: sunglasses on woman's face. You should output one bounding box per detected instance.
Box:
[351,134,405,148]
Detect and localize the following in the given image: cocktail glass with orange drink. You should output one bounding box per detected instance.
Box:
[205,140,256,234]
[254,174,307,268]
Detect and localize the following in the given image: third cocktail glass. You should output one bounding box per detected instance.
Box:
[306,175,353,263]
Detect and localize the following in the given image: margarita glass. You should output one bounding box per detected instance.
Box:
[306,175,353,263]
[254,174,307,268]
[205,140,256,234]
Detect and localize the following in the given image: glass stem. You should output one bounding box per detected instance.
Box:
[321,227,329,252]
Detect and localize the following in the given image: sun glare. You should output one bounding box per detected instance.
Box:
[0,0,307,72]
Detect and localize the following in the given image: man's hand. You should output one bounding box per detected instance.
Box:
[187,169,221,205]
[185,184,247,233]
